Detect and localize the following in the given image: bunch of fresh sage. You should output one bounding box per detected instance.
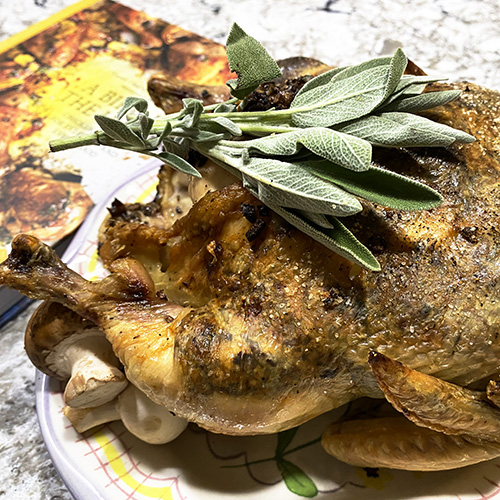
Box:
[49,23,474,271]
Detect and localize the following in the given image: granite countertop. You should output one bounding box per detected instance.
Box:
[0,0,499,498]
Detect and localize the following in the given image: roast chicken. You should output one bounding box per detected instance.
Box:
[1,70,500,470]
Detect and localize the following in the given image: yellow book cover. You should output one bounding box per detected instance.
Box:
[0,0,232,321]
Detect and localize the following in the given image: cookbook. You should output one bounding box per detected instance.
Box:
[0,0,232,324]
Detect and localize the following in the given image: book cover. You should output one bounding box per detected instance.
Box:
[0,0,232,323]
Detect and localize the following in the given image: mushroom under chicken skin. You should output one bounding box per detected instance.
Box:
[2,71,500,471]
[25,300,128,409]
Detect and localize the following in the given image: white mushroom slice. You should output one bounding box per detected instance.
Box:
[64,384,188,445]
[25,301,128,408]
[54,331,129,408]
[64,400,121,433]
[117,384,188,444]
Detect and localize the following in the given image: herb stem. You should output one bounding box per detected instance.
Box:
[48,102,296,154]
[205,108,292,121]
[202,97,239,111]
[49,130,154,153]
[49,133,101,152]
[235,124,296,135]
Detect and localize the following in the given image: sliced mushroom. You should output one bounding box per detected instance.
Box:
[63,398,121,431]
[25,301,128,408]
[64,384,188,445]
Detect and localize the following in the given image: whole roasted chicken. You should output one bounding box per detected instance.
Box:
[2,64,500,471]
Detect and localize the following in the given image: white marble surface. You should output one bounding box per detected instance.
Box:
[0,0,499,499]
[1,0,500,88]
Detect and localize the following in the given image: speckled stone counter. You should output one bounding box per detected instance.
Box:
[0,1,499,498]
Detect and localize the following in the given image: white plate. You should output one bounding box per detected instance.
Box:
[36,163,500,500]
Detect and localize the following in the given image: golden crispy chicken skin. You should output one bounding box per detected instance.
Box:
[2,79,500,470]
[2,143,500,441]
[0,188,361,434]
[99,81,500,388]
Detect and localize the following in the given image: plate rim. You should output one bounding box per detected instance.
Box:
[32,159,500,500]
[35,160,161,500]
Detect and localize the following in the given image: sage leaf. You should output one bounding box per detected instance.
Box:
[298,210,335,228]
[394,74,447,94]
[385,112,475,143]
[192,130,229,143]
[149,151,201,177]
[290,49,407,128]
[385,48,408,99]
[175,127,231,144]
[292,66,346,98]
[213,102,237,113]
[179,98,204,128]
[243,128,372,171]
[95,115,145,147]
[171,126,200,138]
[200,143,363,216]
[193,120,235,141]
[277,459,318,498]
[305,159,443,210]
[276,427,299,457]
[379,89,461,113]
[116,97,148,120]
[233,156,362,216]
[210,116,242,136]
[378,75,443,108]
[336,111,474,147]
[163,137,190,159]
[151,120,172,148]
[138,113,154,139]
[226,23,281,99]
[272,206,381,271]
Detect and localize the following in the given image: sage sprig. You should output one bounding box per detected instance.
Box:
[49,23,474,271]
